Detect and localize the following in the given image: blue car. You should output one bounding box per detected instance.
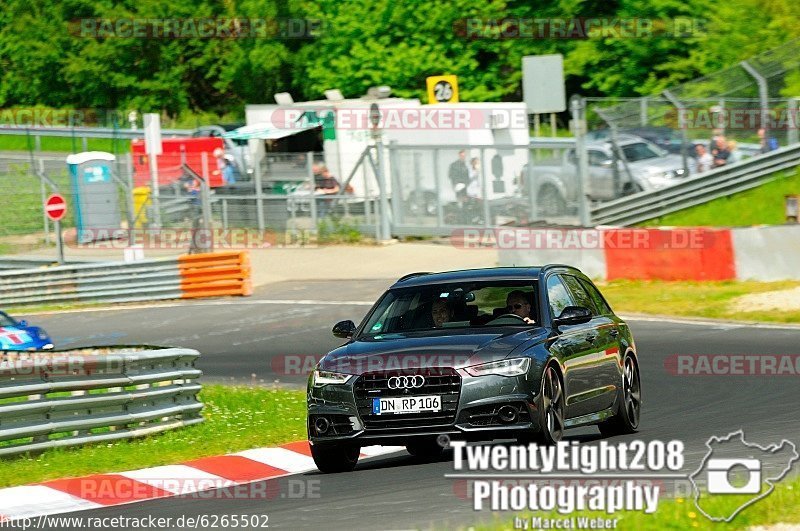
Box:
[0,311,54,350]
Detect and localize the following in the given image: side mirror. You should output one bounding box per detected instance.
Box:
[554,306,592,328]
[18,320,27,327]
[332,320,356,339]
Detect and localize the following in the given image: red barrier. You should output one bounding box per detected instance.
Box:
[603,228,736,281]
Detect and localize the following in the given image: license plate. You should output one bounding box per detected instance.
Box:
[372,395,441,415]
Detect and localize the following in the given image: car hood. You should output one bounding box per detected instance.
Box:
[318,327,548,375]
[628,154,685,174]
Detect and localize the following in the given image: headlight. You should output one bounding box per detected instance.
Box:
[464,358,531,377]
[312,370,353,387]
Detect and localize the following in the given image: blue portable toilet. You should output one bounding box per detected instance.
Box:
[66,152,121,243]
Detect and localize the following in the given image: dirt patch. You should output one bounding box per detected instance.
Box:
[730,287,800,313]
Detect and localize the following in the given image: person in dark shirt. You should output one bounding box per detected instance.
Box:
[313,165,340,218]
[710,136,730,168]
[448,150,470,201]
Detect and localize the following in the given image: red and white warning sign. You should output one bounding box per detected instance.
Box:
[45,193,67,222]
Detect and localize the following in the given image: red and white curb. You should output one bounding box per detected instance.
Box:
[0,441,404,522]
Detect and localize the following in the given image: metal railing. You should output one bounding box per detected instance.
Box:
[0,258,183,306]
[0,347,202,457]
[0,125,193,139]
[591,143,800,226]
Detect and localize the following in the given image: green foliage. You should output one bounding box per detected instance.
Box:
[0,0,798,115]
[317,216,363,244]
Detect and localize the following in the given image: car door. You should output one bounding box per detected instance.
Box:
[544,274,597,420]
[587,149,617,201]
[561,275,620,415]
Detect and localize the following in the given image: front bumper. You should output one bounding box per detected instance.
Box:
[307,368,542,447]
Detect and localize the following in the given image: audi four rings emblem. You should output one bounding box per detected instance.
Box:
[388,375,425,389]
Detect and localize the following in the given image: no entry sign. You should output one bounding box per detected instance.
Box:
[45,193,67,222]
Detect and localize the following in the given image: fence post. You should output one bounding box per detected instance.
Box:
[374,139,391,241]
[570,95,591,227]
[480,148,491,228]
[307,151,318,230]
[388,141,402,228]
[788,97,799,146]
[662,89,690,177]
[253,150,265,232]
[740,60,770,142]
[434,149,444,227]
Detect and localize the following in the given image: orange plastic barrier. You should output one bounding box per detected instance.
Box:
[603,228,736,281]
[177,251,253,298]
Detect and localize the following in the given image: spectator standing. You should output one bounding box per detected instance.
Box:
[711,136,730,168]
[695,145,713,173]
[727,140,743,163]
[466,157,481,199]
[314,165,340,218]
[758,128,779,153]
[448,150,470,201]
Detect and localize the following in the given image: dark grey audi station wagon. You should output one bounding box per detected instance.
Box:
[307,266,642,473]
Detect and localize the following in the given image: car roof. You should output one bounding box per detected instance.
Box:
[389,266,581,288]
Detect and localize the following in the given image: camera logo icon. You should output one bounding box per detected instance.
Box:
[690,430,799,522]
[706,458,761,494]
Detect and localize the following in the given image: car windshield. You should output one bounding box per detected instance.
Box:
[621,142,665,161]
[360,281,538,336]
[0,313,17,327]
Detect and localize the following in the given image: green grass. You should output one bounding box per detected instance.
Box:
[480,475,800,530]
[598,279,800,323]
[0,135,124,153]
[641,168,800,227]
[0,167,75,237]
[0,385,306,487]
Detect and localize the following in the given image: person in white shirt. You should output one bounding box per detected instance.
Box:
[695,144,713,173]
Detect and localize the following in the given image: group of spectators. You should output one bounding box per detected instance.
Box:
[695,128,779,174]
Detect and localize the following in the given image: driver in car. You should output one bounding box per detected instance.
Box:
[431,299,454,328]
[506,290,535,324]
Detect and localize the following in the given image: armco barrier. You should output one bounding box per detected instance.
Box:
[497,226,800,281]
[0,251,252,306]
[0,347,202,457]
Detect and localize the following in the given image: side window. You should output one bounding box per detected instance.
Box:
[579,278,613,315]
[546,275,575,318]
[588,150,611,167]
[561,275,598,315]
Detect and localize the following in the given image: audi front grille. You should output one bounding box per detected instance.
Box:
[353,367,461,432]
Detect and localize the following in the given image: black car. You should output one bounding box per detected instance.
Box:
[307,265,642,473]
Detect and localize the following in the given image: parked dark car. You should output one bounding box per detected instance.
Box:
[307,266,642,472]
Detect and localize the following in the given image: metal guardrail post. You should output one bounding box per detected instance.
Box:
[788,97,799,146]
[570,95,591,227]
[480,148,491,228]
[307,151,318,229]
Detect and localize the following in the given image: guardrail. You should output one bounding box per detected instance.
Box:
[0,125,193,140]
[0,251,252,306]
[0,347,202,457]
[591,144,800,226]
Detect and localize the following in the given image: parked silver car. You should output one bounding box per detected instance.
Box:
[532,134,690,215]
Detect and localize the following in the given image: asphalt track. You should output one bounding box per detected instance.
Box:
[17,280,800,530]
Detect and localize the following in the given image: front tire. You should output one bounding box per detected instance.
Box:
[519,364,565,445]
[599,355,641,437]
[310,444,360,473]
